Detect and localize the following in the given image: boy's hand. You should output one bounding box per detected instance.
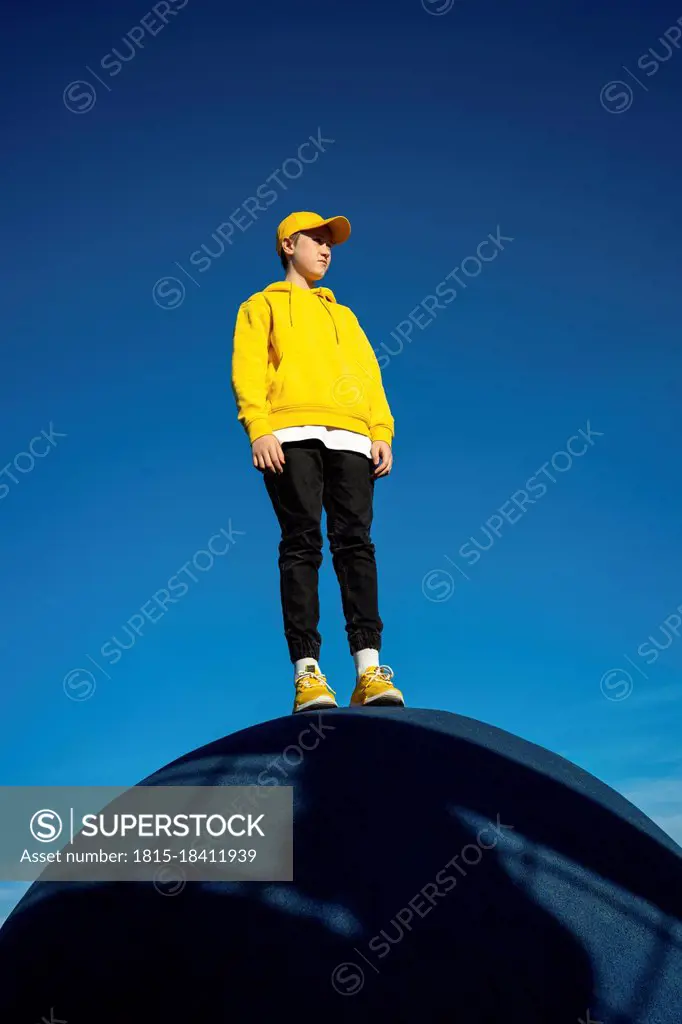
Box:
[252,434,286,474]
[371,440,393,478]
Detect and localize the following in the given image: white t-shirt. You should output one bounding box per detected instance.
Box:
[273,426,372,459]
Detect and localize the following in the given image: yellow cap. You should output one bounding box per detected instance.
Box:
[276,211,351,255]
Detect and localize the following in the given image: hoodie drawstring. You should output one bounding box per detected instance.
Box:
[321,298,340,344]
[289,287,293,327]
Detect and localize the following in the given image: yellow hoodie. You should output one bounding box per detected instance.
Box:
[231,282,394,445]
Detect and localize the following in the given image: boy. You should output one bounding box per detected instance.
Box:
[230,211,405,714]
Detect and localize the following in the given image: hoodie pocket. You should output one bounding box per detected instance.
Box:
[268,349,314,413]
[268,328,371,422]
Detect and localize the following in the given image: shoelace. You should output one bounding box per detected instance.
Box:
[362,664,394,686]
[295,671,336,695]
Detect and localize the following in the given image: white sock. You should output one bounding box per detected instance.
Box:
[295,658,320,679]
[354,648,379,676]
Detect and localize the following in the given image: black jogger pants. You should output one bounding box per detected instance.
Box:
[262,438,382,663]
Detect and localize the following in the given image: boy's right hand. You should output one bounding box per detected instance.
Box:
[252,434,286,474]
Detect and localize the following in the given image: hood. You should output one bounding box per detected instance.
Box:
[261,281,339,337]
[263,281,336,302]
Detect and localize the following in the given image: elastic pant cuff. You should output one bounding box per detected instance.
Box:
[289,643,321,664]
[349,631,382,655]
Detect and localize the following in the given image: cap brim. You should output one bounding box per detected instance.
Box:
[320,216,351,246]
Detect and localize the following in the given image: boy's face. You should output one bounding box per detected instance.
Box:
[288,225,334,281]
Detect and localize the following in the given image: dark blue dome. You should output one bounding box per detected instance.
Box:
[1,706,681,1023]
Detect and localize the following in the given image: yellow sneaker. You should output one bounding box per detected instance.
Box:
[350,665,405,707]
[293,665,338,713]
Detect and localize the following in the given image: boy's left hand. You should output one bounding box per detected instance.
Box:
[371,441,393,477]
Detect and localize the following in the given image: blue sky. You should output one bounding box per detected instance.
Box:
[1,0,681,923]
